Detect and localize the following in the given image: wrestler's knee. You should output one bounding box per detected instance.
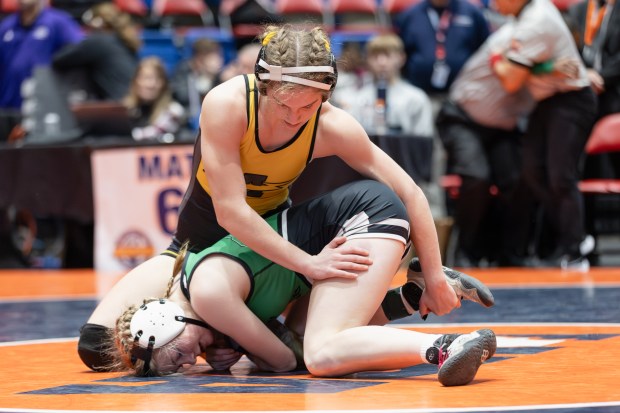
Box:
[303,336,340,377]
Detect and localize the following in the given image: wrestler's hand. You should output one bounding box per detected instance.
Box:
[203,347,242,371]
[307,236,372,280]
[418,276,460,317]
[203,334,243,371]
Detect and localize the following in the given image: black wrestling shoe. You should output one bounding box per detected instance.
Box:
[425,329,497,387]
[425,328,497,365]
[407,258,495,308]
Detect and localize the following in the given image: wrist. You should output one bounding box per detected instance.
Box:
[489,53,503,70]
[531,60,554,74]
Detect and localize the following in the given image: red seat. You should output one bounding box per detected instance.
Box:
[276,0,325,24]
[152,0,214,28]
[579,114,620,194]
[277,0,324,15]
[115,0,148,17]
[551,0,582,12]
[1,0,18,14]
[380,0,421,26]
[382,0,421,14]
[327,0,385,32]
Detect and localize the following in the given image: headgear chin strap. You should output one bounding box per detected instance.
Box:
[129,299,210,374]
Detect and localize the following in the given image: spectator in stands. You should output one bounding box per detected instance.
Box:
[52,2,141,102]
[394,0,490,220]
[333,33,434,138]
[568,0,620,246]
[219,0,283,39]
[569,0,620,118]
[124,57,186,142]
[394,0,489,102]
[492,0,597,269]
[171,38,224,129]
[219,42,261,82]
[0,0,82,141]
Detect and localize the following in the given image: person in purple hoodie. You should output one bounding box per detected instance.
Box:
[0,0,82,140]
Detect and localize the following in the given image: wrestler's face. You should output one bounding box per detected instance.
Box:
[153,324,214,374]
[270,87,323,130]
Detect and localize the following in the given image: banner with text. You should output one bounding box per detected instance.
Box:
[91,145,193,271]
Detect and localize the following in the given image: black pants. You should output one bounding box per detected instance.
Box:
[508,87,597,257]
[437,101,522,263]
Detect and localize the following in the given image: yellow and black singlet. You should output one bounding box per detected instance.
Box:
[197,74,320,215]
[172,74,321,252]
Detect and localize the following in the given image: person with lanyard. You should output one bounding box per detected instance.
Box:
[78,24,477,372]
[569,0,620,117]
[103,180,497,386]
[490,0,597,269]
[394,0,489,102]
[392,0,490,223]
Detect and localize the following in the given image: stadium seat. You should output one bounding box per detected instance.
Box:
[551,0,581,12]
[138,29,181,74]
[579,114,620,194]
[115,0,148,17]
[382,0,421,15]
[379,0,421,26]
[182,27,237,65]
[276,0,325,24]
[151,0,214,29]
[1,0,18,14]
[578,114,620,263]
[328,30,377,58]
[326,0,385,32]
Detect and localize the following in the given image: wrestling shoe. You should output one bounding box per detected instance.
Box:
[425,329,497,365]
[407,258,495,308]
[425,329,497,387]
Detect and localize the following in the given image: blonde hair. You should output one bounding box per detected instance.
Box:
[256,24,337,101]
[103,243,191,376]
[124,57,173,123]
[83,2,141,53]
[366,33,405,56]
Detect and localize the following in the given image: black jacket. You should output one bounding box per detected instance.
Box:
[53,32,138,101]
[569,0,620,116]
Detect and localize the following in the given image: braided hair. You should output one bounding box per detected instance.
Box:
[256,24,337,101]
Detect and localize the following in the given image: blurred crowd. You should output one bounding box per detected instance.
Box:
[0,0,619,269]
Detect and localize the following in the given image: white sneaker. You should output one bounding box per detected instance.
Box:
[580,235,595,256]
[560,255,590,272]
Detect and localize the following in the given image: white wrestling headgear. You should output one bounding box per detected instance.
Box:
[254,41,338,91]
[255,59,336,91]
[129,299,210,374]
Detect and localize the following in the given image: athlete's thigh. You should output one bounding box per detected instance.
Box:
[285,180,409,256]
[303,238,404,349]
[87,254,176,327]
